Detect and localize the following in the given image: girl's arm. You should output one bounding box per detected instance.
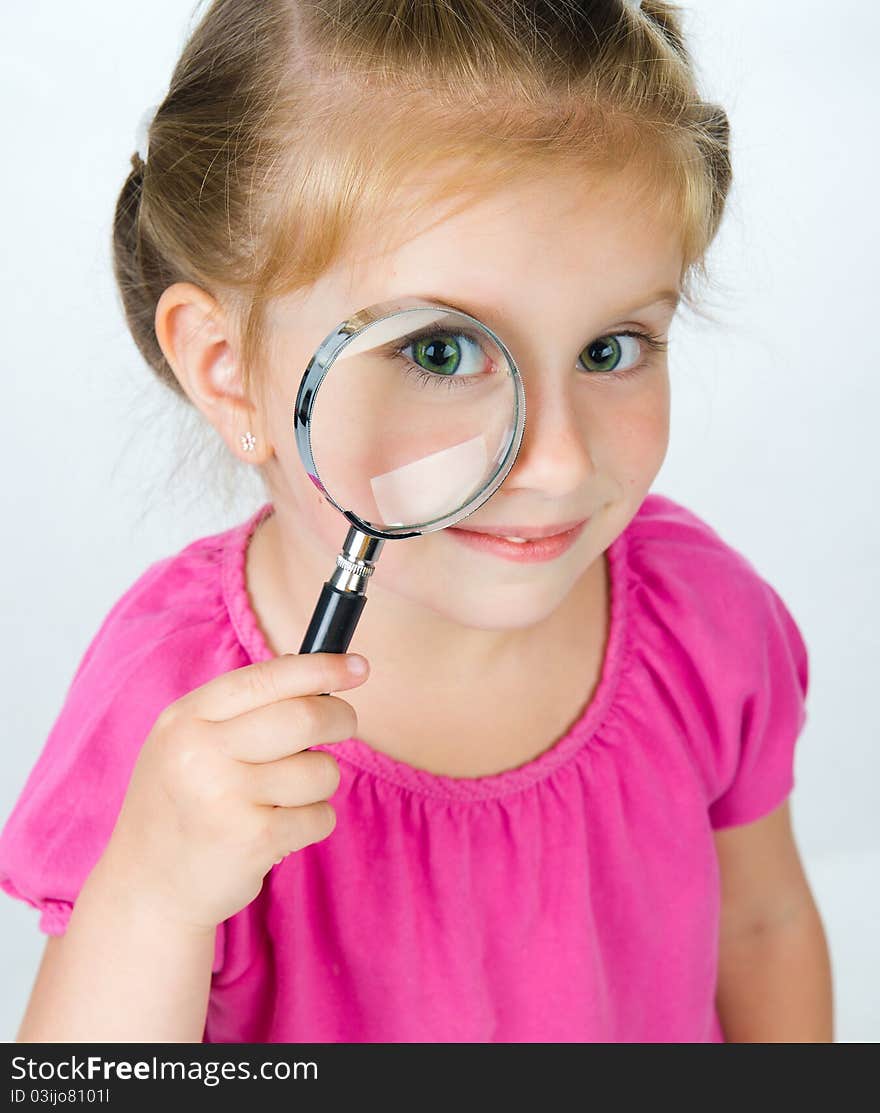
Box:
[16,854,216,1043]
[713,799,834,1042]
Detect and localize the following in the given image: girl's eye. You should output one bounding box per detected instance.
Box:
[389,329,494,390]
[577,330,668,379]
[387,326,667,390]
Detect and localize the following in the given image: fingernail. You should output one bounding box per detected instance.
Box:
[347,654,369,676]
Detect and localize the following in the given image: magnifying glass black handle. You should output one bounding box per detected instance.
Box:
[298,527,384,659]
[299,582,367,654]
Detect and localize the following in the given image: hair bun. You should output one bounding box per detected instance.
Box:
[134,101,159,165]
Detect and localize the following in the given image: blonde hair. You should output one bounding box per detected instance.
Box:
[112,0,731,506]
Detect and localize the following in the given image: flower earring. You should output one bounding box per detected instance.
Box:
[240,432,257,453]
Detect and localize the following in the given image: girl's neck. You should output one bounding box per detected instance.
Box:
[244,505,610,776]
[247,506,599,670]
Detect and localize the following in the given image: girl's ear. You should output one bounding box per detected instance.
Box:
[154,281,273,464]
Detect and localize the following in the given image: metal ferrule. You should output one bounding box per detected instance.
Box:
[329,528,385,594]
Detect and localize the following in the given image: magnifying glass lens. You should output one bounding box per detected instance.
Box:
[307,307,520,533]
[294,300,525,654]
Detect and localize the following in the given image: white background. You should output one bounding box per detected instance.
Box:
[1,1,877,1041]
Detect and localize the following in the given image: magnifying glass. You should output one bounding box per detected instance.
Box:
[293,296,526,655]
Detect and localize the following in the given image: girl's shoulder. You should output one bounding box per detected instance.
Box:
[628,489,764,572]
[0,507,264,940]
[622,491,810,830]
[65,504,268,693]
[625,490,806,653]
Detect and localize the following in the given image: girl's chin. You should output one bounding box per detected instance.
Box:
[373,575,582,631]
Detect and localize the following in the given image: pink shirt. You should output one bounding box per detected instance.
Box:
[0,493,809,1042]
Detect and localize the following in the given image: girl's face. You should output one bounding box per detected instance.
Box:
[259,167,683,633]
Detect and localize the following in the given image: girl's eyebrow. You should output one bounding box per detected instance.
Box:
[412,289,681,323]
[622,290,681,315]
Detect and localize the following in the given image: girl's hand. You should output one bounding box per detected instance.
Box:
[94,652,368,932]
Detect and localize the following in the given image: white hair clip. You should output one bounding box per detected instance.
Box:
[134,102,160,164]
[624,0,643,10]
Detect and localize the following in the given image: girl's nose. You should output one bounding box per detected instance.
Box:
[501,382,594,500]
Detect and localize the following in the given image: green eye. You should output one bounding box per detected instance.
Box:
[580,335,631,373]
[412,335,461,376]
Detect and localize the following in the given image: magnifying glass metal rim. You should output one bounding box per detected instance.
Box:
[292,295,527,541]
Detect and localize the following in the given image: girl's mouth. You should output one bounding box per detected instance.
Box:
[445,520,588,563]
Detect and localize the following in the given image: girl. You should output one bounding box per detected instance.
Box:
[0,0,833,1042]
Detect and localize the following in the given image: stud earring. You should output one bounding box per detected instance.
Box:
[240,432,256,453]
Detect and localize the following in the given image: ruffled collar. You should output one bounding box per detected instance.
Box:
[222,502,632,802]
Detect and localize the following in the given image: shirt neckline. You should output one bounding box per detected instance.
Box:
[222,501,632,803]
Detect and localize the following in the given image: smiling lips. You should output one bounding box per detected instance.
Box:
[453,520,587,540]
[446,519,590,562]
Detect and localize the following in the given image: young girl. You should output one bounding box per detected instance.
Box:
[0,0,832,1042]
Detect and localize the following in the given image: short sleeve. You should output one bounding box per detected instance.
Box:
[0,543,238,978]
[0,583,154,936]
[707,578,810,830]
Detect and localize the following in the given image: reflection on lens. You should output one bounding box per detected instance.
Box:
[296,302,524,535]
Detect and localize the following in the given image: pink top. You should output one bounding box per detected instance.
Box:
[0,492,809,1043]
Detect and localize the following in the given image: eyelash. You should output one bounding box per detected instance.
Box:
[583,329,669,382]
[386,325,490,391]
[386,326,669,389]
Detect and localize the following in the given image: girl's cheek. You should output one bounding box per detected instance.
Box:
[596,378,671,483]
